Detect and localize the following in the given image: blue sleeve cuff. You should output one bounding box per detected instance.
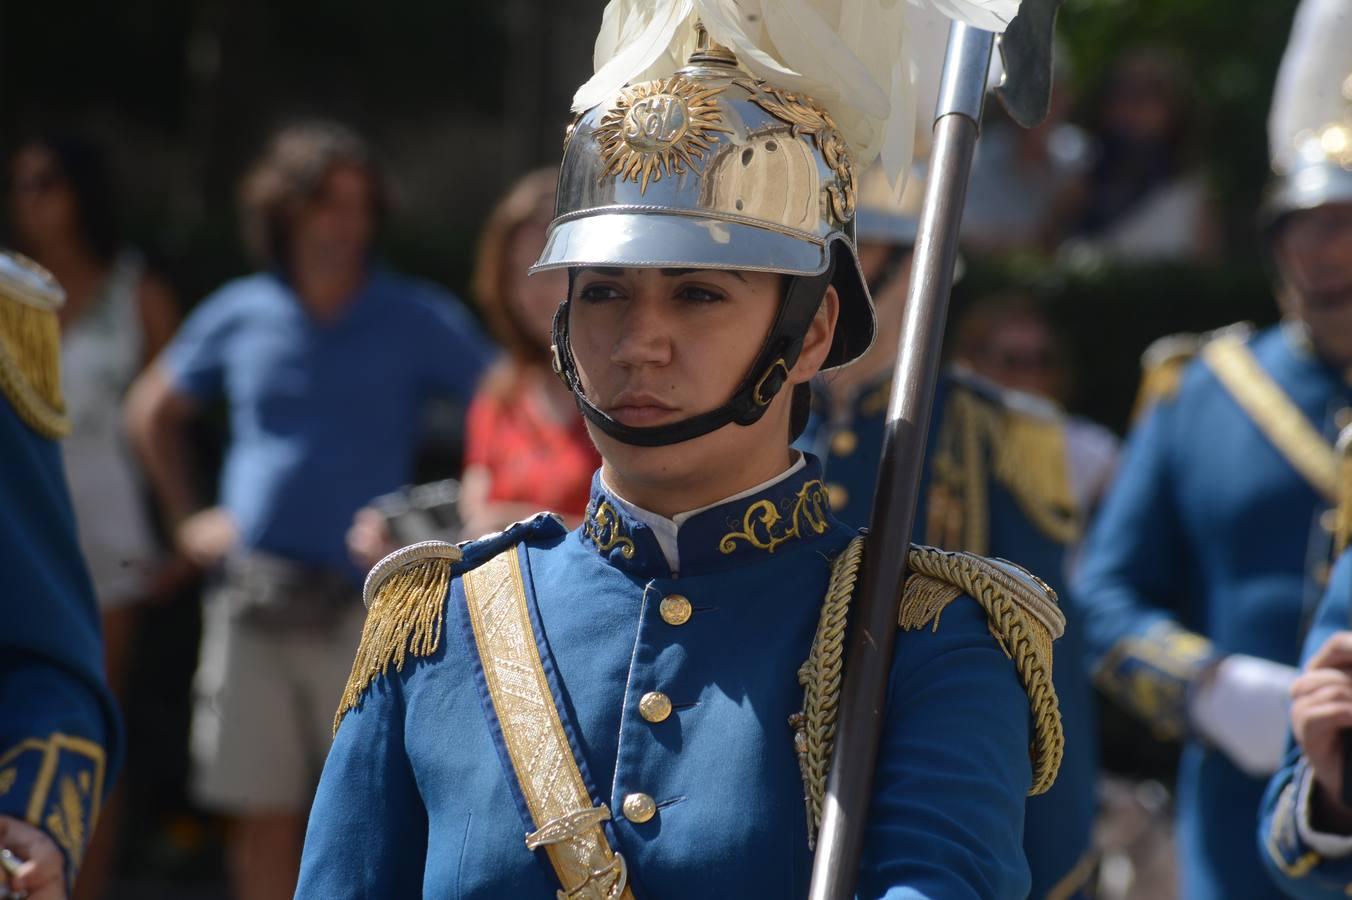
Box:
[0,733,107,887]
[1093,621,1218,739]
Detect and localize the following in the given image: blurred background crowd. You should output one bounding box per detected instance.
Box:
[0,0,1317,896]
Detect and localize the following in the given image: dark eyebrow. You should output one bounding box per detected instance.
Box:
[659,268,748,282]
[578,266,748,282]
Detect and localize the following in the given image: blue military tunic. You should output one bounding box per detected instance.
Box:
[801,368,1098,898]
[0,392,120,885]
[1260,548,1352,898]
[1074,323,1351,899]
[297,456,1051,898]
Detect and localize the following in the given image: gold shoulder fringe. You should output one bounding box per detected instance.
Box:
[931,384,1078,550]
[901,545,1065,795]
[0,292,68,438]
[793,535,863,848]
[990,407,1079,545]
[1131,332,1201,420]
[333,542,462,735]
[1131,323,1253,423]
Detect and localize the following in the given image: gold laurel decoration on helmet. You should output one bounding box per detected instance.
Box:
[735,79,857,224]
[595,75,733,193]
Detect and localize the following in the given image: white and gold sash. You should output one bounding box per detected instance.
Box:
[461,548,634,900]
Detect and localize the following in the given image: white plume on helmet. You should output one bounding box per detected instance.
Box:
[574,0,1021,187]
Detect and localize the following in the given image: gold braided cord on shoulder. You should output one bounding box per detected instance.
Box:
[333,543,461,734]
[793,535,863,848]
[901,545,1065,795]
[0,292,68,438]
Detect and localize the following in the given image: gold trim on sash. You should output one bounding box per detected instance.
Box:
[1204,336,1338,503]
[461,549,634,900]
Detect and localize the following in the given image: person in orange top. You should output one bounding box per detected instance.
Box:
[458,168,599,534]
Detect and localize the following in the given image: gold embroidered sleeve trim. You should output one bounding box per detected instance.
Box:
[462,549,632,900]
[334,541,461,734]
[1204,334,1338,503]
[900,546,1065,796]
[1093,624,1214,741]
[0,733,105,880]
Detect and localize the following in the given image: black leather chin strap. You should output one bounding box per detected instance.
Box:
[551,262,836,447]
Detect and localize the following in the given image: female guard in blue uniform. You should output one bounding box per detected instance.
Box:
[297,9,1064,898]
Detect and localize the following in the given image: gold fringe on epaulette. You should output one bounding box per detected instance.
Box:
[0,294,67,438]
[1130,358,1188,423]
[794,535,863,848]
[333,558,453,735]
[928,387,1078,551]
[902,546,1064,795]
[991,414,1080,546]
[896,575,964,633]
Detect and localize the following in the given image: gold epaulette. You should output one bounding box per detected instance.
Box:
[931,371,1079,549]
[1131,323,1252,422]
[0,252,68,438]
[793,539,1065,846]
[900,545,1065,796]
[333,541,463,734]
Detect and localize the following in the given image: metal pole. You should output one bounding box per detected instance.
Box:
[807,21,994,900]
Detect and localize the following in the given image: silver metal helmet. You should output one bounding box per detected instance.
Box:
[534,37,875,370]
[1261,127,1352,230]
[1262,0,1352,230]
[854,162,927,247]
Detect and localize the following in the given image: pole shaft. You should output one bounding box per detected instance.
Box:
[806,22,993,900]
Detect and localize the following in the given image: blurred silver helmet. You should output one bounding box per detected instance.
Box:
[1261,128,1352,229]
[854,162,927,247]
[535,35,874,371]
[1262,0,1352,229]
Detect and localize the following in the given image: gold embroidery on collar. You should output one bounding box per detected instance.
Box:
[584,500,637,559]
[719,479,831,554]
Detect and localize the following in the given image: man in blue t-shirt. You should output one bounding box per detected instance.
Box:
[126,122,493,900]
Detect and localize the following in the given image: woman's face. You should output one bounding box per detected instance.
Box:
[506,219,567,350]
[568,266,836,493]
[7,145,79,250]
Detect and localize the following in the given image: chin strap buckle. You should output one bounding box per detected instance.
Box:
[752,357,791,407]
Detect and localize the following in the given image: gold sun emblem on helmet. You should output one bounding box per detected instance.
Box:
[596,76,732,193]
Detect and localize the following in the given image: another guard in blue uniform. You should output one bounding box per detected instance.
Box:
[801,163,1095,898]
[1261,432,1352,898]
[0,252,120,899]
[297,9,1064,898]
[1072,2,1352,892]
